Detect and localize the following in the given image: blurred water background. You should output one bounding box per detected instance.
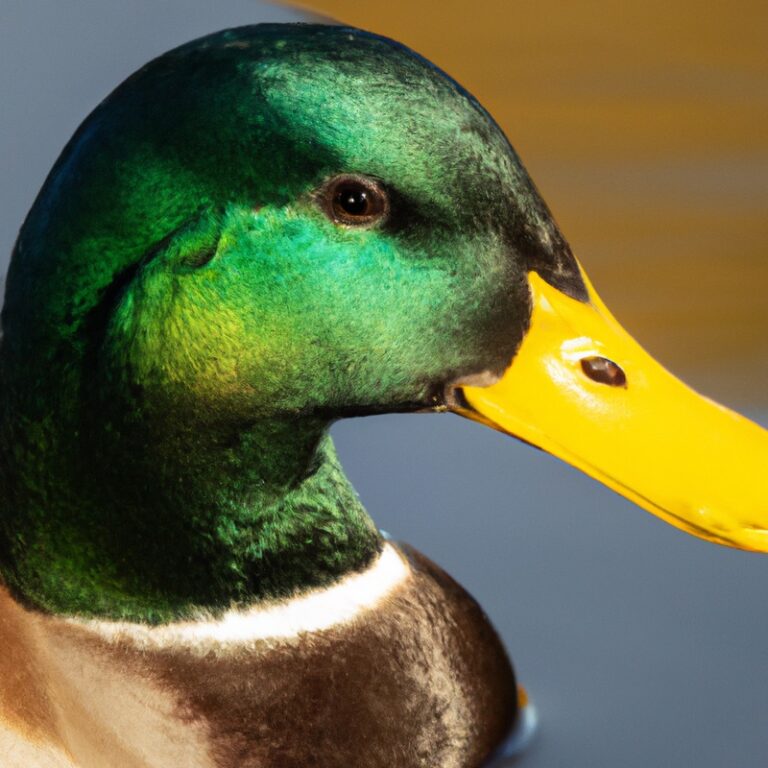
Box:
[1,2,766,767]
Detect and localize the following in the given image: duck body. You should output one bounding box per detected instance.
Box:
[0,543,517,768]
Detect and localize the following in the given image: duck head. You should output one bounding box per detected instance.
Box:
[1,24,765,620]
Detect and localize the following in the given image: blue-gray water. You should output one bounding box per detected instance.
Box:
[3,2,767,766]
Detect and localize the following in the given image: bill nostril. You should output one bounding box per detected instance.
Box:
[580,356,627,387]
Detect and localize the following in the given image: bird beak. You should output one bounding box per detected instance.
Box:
[453,264,768,552]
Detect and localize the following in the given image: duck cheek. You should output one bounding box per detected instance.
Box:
[480,268,532,373]
[97,269,252,420]
[446,258,532,382]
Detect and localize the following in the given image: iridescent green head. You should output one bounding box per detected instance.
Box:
[0,24,582,621]
[3,23,582,422]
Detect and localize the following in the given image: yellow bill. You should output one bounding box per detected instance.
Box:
[456,266,768,552]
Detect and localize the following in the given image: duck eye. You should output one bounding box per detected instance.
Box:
[321,175,388,226]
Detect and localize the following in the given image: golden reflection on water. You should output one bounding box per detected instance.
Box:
[298,0,768,405]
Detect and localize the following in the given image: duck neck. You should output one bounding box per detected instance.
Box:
[0,411,382,624]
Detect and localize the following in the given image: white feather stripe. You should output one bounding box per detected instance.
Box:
[69,543,410,647]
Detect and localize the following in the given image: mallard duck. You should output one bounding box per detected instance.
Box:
[0,23,765,768]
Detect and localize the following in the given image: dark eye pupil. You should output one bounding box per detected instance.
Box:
[323,175,387,226]
[336,187,369,216]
